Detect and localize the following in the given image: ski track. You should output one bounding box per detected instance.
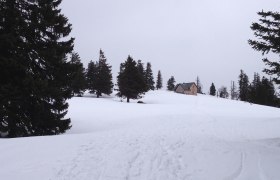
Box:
[53,120,278,180]
[3,91,280,180]
[223,152,244,180]
[258,153,268,180]
[55,134,193,180]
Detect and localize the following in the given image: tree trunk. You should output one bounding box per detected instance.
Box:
[127,97,130,103]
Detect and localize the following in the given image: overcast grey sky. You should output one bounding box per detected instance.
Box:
[61,0,280,93]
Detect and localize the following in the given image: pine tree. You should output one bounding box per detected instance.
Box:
[251,76,277,106]
[137,60,145,77]
[167,76,176,91]
[219,86,229,99]
[238,70,249,101]
[95,50,113,98]
[156,70,163,90]
[249,11,280,84]
[248,73,261,103]
[0,0,30,137]
[137,60,147,91]
[69,52,86,96]
[210,83,216,96]
[116,62,125,98]
[230,81,238,100]
[117,56,146,102]
[260,77,277,106]
[145,62,155,91]
[196,76,203,94]
[0,0,74,137]
[86,61,98,94]
[24,0,74,136]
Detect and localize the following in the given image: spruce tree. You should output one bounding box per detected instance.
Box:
[230,81,238,100]
[145,62,155,91]
[116,62,125,98]
[249,11,280,84]
[248,73,261,103]
[0,0,29,137]
[260,77,277,106]
[156,70,163,90]
[196,76,203,94]
[210,83,216,96]
[219,86,229,99]
[25,0,74,136]
[69,52,86,96]
[95,50,113,98]
[238,70,249,101]
[167,76,176,91]
[117,56,146,102]
[1,0,74,137]
[86,61,98,94]
[137,60,145,77]
[250,75,277,106]
[137,60,147,91]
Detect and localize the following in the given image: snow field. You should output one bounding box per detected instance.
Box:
[0,90,280,180]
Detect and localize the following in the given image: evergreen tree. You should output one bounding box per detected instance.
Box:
[250,75,277,106]
[0,0,74,137]
[167,76,176,91]
[0,0,29,137]
[230,81,238,100]
[249,11,280,84]
[145,62,155,91]
[137,60,147,91]
[117,56,146,102]
[238,70,249,101]
[24,0,74,136]
[210,83,216,96]
[86,61,98,94]
[260,77,277,106]
[116,62,125,98]
[137,60,145,77]
[219,86,229,99]
[196,76,203,93]
[248,73,261,103]
[69,52,86,96]
[156,70,163,90]
[95,50,113,98]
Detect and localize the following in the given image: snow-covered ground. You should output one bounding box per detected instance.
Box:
[1,90,280,180]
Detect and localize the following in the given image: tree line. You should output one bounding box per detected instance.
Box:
[208,70,278,107]
[66,50,169,102]
[207,10,280,108]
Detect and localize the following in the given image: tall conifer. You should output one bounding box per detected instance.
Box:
[230,81,238,100]
[117,56,146,102]
[86,61,98,94]
[249,11,280,84]
[0,0,74,137]
[145,62,155,91]
[210,83,216,96]
[156,70,163,90]
[95,50,113,98]
[69,52,86,96]
[0,0,29,137]
[238,70,249,101]
[196,76,203,93]
[137,60,147,91]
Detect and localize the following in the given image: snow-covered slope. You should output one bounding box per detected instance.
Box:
[1,91,280,180]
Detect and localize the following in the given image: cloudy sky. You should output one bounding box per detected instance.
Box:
[61,0,280,93]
